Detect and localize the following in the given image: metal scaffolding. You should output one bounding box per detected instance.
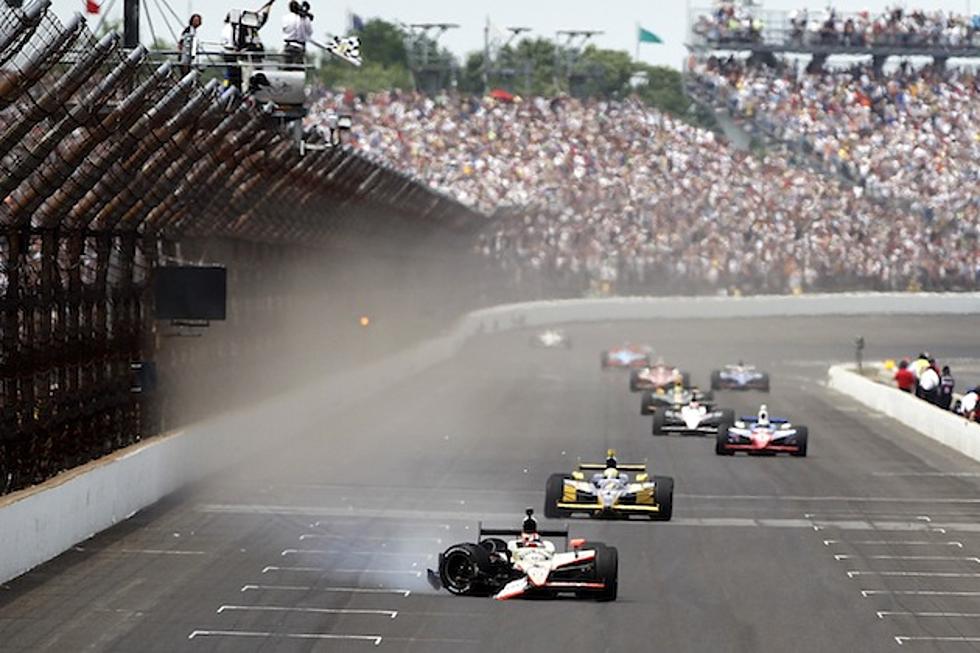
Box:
[0,1,483,494]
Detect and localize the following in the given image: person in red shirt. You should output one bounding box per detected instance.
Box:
[894,359,916,393]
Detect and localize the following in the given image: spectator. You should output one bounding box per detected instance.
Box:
[178,13,202,75]
[894,359,916,393]
[959,386,979,421]
[938,365,956,410]
[918,359,941,404]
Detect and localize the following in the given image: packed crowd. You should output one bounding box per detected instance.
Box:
[690,58,978,281]
[693,2,980,49]
[307,88,977,294]
[893,353,978,420]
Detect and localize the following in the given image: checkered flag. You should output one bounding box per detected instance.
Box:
[313,35,362,67]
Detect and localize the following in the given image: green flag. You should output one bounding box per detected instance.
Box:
[638,26,663,44]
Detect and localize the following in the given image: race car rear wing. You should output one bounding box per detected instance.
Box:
[578,463,647,471]
[479,525,569,538]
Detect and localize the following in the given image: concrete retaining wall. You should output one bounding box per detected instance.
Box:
[2,292,978,584]
[827,364,980,462]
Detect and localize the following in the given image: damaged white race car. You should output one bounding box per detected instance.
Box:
[428,509,618,601]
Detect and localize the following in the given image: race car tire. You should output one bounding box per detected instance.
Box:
[439,543,491,596]
[718,409,735,424]
[710,370,722,390]
[651,476,674,520]
[587,543,618,602]
[681,371,691,387]
[791,426,809,457]
[600,353,609,369]
[651,410,666,436]
[629,369,640,392]
[640,391,654,415]
[715,422,734,455]
[544,473,571,518]
[701,389,715,402]
[759,373,771,392]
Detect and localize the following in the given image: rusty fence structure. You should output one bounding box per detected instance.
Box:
[0,1,483,494]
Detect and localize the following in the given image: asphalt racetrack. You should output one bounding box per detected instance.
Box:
[2,315,980,652]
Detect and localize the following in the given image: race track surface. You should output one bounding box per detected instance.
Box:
[2,315,980,653]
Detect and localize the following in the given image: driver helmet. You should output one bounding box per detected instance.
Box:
[605,448,618,468]
[757,404,770,427]
[603,467,619,480]
[521,508,538,536]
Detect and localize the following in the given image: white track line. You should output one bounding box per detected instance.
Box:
[862,590,980,597]
[299,533,443,543]
[835,555,980,562]
[217,605,397,618]
[873,472,980,477]
[261,566,422,577]
[848,571,980,578]
[879,612,980,618]
[281,549,432,558]
[824,540,962,547]
[72,547,207,556]
[680,495,980,504]
[808,514,931,521]
[240,584,411,597]
[187,630,382,645]
[895,636,980,646]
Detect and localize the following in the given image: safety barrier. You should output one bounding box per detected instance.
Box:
[827,364,980,462]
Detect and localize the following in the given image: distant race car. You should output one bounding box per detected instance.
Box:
[640,384,713,415]
[530,329,571,349]
[630,361,690,392]
[652,400,734,437]
[715,405,808,456]
[710,362,770,391]
[544,450,673,521]
[601,344,652,369]
[428,508,618,601]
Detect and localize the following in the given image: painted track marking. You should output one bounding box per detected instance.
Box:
[187,630,382,645]
[217,605,397,618]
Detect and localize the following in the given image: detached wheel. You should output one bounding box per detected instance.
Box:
[640,392,654,415]
[439,543,490,596]
[544,473,570,518]
[591,544,618,602]
[716,422,734,455]
[710,370,722,390]
[792,426,808,457]
[652,476,673,521]
[651,410,666,436]
[600,353,609,369]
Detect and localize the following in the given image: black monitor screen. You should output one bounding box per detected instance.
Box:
[153,266,227,321]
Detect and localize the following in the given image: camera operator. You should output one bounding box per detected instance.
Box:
[283,1,314,67]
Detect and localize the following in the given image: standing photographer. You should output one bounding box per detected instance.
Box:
[283,1,314,67]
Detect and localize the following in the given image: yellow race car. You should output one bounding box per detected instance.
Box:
[544,450,673,521]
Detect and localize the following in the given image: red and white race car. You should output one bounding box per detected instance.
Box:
[629,363,690,392]
[600,344,652,369]
[715,405,808,456]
